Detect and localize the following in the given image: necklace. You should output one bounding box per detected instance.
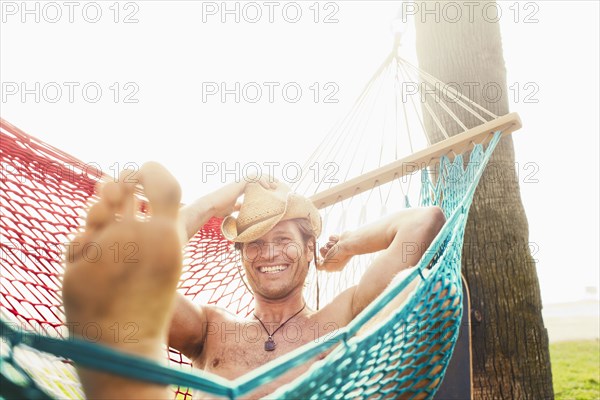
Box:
[253,303,306,352]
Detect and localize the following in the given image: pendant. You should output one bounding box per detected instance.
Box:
[264,336,276,351]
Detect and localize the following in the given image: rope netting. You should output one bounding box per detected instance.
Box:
[0,39,519,397]
[291,52,508,310]
[0,119,254,399]
[1,115,504,399]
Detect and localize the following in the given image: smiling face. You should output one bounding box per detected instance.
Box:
[240,219,315,301]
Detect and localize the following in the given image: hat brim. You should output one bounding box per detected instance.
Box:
[221,192,322,243]
[221,213,285,243]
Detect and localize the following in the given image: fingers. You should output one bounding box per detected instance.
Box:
[231,176,277,213]
[316,256,338,272]
[255,175,278,190]
[319,235,340,257]
[319,247,328,258]
[318,244,338,270]
[316,234,352,272]
[243,170,278,190]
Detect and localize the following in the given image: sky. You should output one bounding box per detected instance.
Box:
[1,1,598,305]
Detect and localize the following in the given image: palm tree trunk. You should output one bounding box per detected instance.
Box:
[414,2,553,398]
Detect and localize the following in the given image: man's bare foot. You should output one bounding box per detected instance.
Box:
[62,162,183,399]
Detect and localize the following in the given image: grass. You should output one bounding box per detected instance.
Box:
[551,339,600,400]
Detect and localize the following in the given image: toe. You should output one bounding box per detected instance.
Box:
[117,169,138,219]
[85,200,113,231]
[100,181,123,209]
[138,162,181,218]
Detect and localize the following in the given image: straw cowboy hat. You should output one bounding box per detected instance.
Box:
[221,182,322,243]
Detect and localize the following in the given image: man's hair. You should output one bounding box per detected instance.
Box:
[234,218,316,252]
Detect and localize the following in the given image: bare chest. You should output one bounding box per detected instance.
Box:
[195,318,339,380]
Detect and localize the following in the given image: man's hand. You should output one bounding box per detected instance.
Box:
[317,233,353,272]
[210,174,278,218]
[179,174,278,241]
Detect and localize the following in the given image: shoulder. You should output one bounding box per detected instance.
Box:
[203,304,242,324]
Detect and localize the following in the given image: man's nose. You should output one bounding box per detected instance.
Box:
[258,242,280,261]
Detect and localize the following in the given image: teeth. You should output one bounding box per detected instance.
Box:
[259,265,288,274]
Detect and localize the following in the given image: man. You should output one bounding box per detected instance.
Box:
[62,162,445,399]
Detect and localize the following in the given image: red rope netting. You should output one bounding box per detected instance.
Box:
[0,119,254,399]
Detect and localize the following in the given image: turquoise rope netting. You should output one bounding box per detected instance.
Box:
[0,119,502,399]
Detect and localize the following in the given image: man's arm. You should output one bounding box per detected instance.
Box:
[321,207,445,320]
[179,176,277,241]
[168,176,278,358]
[168,294,209,360]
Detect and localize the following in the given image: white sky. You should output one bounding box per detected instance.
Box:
[1,1,598,305]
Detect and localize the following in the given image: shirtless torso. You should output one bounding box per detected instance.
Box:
[178,290,356,399]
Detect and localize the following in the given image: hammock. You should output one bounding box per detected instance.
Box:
[0,51,521,399]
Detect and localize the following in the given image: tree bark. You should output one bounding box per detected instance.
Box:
[414,2,553,398]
